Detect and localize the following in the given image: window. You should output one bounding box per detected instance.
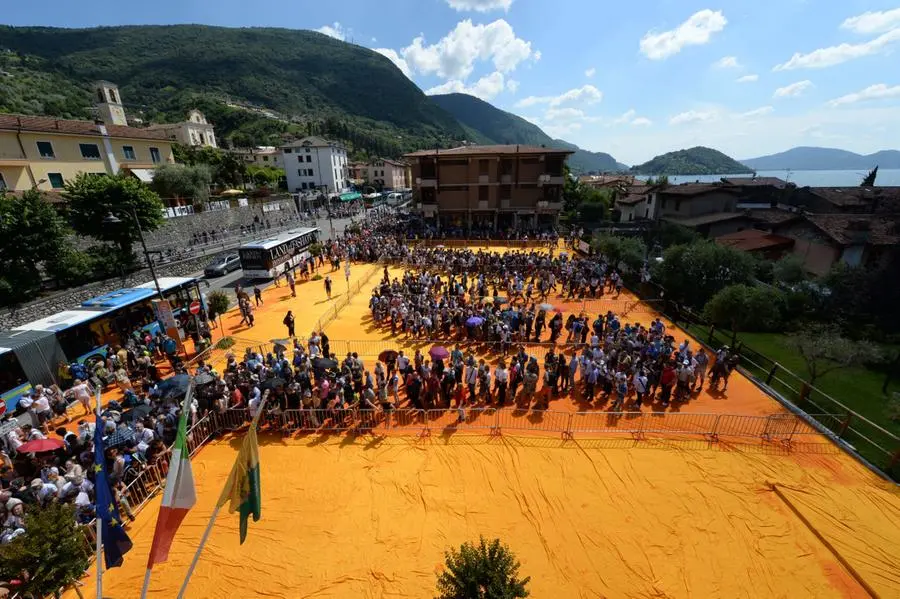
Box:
[306,155,311,163]
[122,146,136,161]
[308,168,314,177]
[0,173,6,191]
[263,156,269,162]
[285,148,293,154]
[479,159,489,175]
[150,147,161,164]
[79,144,101,160]
[305,148,311,153]
[36,141,55,159]
[479,186,488,203]
[298,169,304,177]
[47,173,65,189]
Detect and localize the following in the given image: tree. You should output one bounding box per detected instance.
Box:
[65,174,165,261]
[653,241,756,309]
[435,537,530,599]
[592,234,647,273]
[0,503,90,598]
[0,189,70,306]
[206,289,231,331]
[784,325,882,388]
[861,166,878,187]
[772,254,806,285]
[704,284,786,338]
[151,163,212,204]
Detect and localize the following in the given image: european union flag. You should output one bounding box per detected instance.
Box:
[93,415,133,568]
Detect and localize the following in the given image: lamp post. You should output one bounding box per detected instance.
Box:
[103,208,164,300]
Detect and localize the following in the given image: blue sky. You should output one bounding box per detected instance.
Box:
[4,0,900,164]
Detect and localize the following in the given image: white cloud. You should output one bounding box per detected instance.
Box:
[374,48,412,78]
[640,9,727,60]
[515,84,602,108]
[736,74,758,83]
[399,19,536,80]
[773,28,900,70]
[506,79,520,93]
[425,71,509,100]
[840,8,900,34]
[371,37,377,43]
[446,0,513,12]
[738,106,774,118]
[585,67,596,78]
[669,110,718,125]
[315,22,346,41]
[773,80,813,98]
[713,56,740,68]
[613,109,636,124]
[631,117,653,126]
[533,50,542,61]
[828,83,900,107]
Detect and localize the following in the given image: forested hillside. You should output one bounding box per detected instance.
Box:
[0,25,468,157]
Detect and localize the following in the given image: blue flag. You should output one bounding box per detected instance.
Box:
[93,415,133,569]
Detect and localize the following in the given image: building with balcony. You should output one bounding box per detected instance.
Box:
[281,136,350,194]
[0,113,174,194]
[403,144,573,231]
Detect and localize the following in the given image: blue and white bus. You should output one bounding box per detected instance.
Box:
[238,227,320,279]
[0,276,204,413]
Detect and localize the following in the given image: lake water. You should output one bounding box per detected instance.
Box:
[645,169,900,187]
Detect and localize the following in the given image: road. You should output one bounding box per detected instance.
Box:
[191,206,396,303]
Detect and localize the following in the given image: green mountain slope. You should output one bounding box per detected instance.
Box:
[631,146,753,175]
[429,93,625,173]
[0,25,468,156]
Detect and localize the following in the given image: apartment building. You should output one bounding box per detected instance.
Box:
[359,158,411,190]
[281,136,350,194]
[0,114,174,194]
[234,146,283,168]
[403,144,573,230]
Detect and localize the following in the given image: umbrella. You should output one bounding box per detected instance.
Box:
[271,339,291,350]
[17,438,65,453]
[539,303,554,312]
[105,427,135,448]
[122,404,152,423]
[313,357,338,370]
[429,345,450,360]
[494,296,509,304]
[260,377,287,391]
[193,372,217,387]
[157,373,191,400]
[466,316,484,327]
[378,350,399,362]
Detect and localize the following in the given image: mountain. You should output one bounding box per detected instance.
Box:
[741,146,900,171]
[0,25,469,157]
[429,93,626,173]
[631,146,753,175]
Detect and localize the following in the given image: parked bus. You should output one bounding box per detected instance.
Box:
[0,277,204,413]
[238,227,320,279]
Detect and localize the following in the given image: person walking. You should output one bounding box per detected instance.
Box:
[287,271,296,298]
[324,275,333,299]
[283,310,296,338]
[253,286,263,307]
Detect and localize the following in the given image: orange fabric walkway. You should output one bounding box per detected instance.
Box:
[68,434,900,598]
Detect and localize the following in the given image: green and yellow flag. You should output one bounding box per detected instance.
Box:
[216,422,261,544]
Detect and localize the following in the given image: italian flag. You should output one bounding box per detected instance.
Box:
[146,389,197,568]
[217,418,261,544]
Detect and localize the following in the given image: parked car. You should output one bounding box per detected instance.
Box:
[204,253,241,277]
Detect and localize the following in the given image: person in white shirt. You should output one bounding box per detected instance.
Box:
[633,370,649,407]
[494,362,509,405]
[134,422,155,454]
[5,428,23,453]
[67,379,94,416]
[21,424,45,441]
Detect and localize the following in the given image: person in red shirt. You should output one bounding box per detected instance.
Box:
[659,363,676,408]
[230,385,245,409]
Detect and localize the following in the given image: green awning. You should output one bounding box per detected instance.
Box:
[339,192,362,202]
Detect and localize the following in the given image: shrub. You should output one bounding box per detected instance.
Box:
[703,284,786,332]
[435,537,530,599]
[215,336,236,350]
[311,273,323,281]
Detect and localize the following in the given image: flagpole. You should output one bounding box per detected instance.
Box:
[142,382,196,599]
[176,393,269,599]
[94,388,104,599]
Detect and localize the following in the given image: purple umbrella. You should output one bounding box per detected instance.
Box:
[429,345,450,360]
[466,316,484,327]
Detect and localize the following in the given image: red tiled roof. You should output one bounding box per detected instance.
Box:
[616,194,648,206]
[806,186,900,211]
[715,229,795,252]
[404,144,573,157]
[722,177,788,189]
[748,208,802,225]
[806,213,900,246]
[0,113,171,141]
[662,212,750,227]
[658,183,738,196]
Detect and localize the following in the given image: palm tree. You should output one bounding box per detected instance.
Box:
[435,537,530,599]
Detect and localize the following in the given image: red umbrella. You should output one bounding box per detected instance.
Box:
[17,438,65,453]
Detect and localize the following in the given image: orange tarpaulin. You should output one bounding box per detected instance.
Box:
[68,435,900,598]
